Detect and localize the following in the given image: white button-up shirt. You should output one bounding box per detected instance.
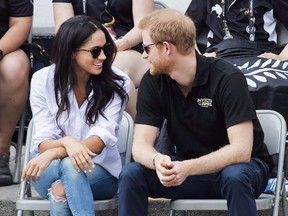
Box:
[29,64,130,178]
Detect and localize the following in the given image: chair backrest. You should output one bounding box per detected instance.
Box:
[276,22,288,45]
[256,110,286,156]
[117,111,134,166]
[154,0,168,10]
[256,110,287,184]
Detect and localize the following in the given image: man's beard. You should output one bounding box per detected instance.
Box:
[149,57,172,76]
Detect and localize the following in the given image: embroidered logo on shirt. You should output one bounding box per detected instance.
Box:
[197,98,212,108]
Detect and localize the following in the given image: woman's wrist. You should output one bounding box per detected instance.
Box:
[61,136,72,148]
[54,149,61,160]
[47,148,61,160]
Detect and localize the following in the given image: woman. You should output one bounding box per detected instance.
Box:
[53,0,154,119]
[21,15,130,216]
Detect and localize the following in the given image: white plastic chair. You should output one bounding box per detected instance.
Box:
[169,110,287,216]
[16,111,134,216]
[154,0,168,10]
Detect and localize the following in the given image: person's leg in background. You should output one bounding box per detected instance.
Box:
[113,50,150,120]
[124,79,137,120]
[113,50,150,88]
[0,49,29,186]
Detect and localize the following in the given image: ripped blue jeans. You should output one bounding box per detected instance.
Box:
[31,157,118,216]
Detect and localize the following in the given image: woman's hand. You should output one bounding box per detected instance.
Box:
[258,44,288,61]
[62,137,96,173]
[21,149,55,183]
[258,52,287,61]
[203,52,216,57]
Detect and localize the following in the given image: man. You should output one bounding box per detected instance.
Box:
[118,9,274,216]
[0,0,33,186]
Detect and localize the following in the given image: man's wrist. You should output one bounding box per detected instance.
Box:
[152,152,161,168]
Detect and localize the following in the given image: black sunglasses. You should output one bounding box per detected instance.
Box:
[76,43,111,58]
[142,42,163,54]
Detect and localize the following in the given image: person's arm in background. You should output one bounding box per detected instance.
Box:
[185,0,207,54]
[258,43,288,61]
[53,3,74,32]
[114,0,154,51]
[272,0,288,28]
[257,0,288,61]
[0,16,32,55]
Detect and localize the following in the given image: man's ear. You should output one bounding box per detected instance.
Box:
[163,41,171,55]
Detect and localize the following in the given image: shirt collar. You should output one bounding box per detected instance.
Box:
[163,53,211,89]
[192,53,210,87]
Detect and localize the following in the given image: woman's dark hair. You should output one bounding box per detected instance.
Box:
[51,15,128,125]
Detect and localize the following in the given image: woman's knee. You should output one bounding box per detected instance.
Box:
[60,157,85,180]
[50,181,66,199]
[61,157,79,172]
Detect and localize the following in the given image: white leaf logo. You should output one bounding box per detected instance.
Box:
[236,58,288,88]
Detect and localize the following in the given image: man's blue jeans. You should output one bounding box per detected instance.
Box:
[118,158,269,216]
[32,157,118,216]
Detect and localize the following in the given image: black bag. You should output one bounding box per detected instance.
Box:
[21,42,52,79]
[22,43,52,121]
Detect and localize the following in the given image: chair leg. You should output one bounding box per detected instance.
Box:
[13,110,26,183]
[169,210,187,216]
[282,181,288,216]
[17,210,23,216]
[169,210,175,216]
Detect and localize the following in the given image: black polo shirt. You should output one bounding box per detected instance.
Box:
[0,0,33,38]
[136,54,274,171]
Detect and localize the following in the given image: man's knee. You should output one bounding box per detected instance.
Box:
[220,164,252,192]
[119,162,146,186]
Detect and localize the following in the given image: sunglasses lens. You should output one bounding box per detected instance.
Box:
[145,47,150,54]
[91,47,102,58]
[142,44,150,54]
[103,44,110,56]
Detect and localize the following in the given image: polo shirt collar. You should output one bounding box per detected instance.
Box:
[192,53,210,87]
[165,53,211,89]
